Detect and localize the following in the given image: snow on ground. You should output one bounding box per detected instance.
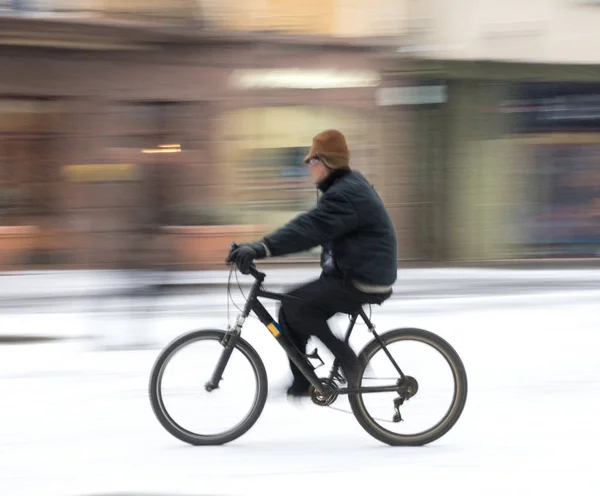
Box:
[2,267,600,301]
[0,272,599,496]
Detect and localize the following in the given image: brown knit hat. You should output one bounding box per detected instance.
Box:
[303,129,350,170]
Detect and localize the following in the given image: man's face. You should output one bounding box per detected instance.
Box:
[307,157,330,185]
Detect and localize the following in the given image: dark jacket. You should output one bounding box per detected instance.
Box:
[262,169,398,287]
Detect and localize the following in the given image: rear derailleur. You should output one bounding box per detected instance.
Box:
[392,376,419,423]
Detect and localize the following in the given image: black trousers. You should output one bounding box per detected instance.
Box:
[278,273,391,385]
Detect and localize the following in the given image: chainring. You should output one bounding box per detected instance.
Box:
[309,379,339,406]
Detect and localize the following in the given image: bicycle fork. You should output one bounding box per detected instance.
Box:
[204,315,245,392]
[205,311,326,395]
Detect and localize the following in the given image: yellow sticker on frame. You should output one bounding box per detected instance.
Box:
[266,322,281,337]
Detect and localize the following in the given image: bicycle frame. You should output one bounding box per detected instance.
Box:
[208,265,406,396]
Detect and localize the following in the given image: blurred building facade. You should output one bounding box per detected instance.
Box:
[378,0,600,262]
[2,0,599,270]
[0,0,419,270]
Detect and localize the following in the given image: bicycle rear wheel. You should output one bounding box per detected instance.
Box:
[349,328,467,446]
[149,329,268,445]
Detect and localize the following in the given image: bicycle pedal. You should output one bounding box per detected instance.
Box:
[306,348,325,368]
[332,370,347,384]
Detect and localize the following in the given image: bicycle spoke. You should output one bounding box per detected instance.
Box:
[149,330,268,445]
[347,329,468,446]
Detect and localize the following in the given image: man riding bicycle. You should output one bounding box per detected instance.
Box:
[227,129,397,397]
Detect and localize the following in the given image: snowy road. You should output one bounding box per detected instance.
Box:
[1,274,600,495]
[2,266,600,314]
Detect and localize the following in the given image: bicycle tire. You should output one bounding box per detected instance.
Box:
[149,329,268,445]
[349,328,468,446]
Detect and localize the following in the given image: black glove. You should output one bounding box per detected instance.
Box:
[226,242,267,274]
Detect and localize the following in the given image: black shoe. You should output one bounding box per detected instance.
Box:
[286,380,311,398]
[336,356,360,386]
[343,368,360,390]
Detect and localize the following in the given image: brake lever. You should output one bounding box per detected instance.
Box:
[228,243,265,281]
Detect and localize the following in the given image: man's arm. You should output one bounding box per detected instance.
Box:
[262,191,358,257]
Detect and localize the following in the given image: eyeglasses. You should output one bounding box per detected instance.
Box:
[307,158,321,166]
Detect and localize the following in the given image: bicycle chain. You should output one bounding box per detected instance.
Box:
[319,377,403,425]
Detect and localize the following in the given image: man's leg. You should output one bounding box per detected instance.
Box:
[278,306,311,392]
[278,279,328,394]
[278,276,366,395]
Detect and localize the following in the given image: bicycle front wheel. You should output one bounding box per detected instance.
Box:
[349,328,468,446]
[149,329,268,445]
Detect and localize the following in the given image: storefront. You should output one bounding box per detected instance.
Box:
[405,75,600,262]
[0,40,411,269]
[506,82,600,258]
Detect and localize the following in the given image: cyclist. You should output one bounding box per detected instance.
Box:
[227,129,397,397]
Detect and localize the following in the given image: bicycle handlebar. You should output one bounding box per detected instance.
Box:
[248,265,266,281]
[229,242,266,281]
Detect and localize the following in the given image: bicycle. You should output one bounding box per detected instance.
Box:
[149,260,468,446]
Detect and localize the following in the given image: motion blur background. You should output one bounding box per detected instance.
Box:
[1,0,599,272]
[1,3,600,496]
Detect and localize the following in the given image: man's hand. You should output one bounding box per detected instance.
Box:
[226,242,267,274]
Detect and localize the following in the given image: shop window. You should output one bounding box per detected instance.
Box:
[235,146,313,212]
[525,142,600,257]
[217,105,370,222]
[0,99,62,224]
[510,83,600,258]
[106,101,215,228]
[107,102,183,227]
